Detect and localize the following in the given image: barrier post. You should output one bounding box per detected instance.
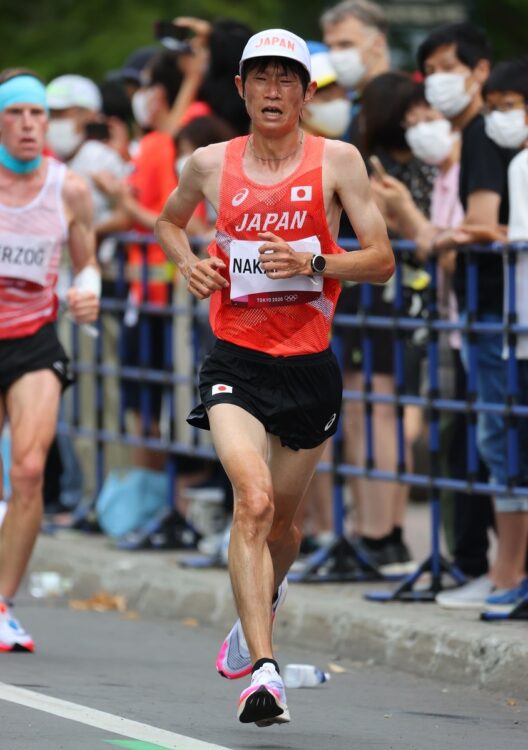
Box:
[366,248,464,602]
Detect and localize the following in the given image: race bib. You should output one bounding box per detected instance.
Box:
[229,235,323,307]
[0,232,55,286]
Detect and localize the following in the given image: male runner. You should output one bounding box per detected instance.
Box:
[156,29,394,727]
[0,69,100,652]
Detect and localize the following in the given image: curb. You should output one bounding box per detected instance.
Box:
[28,532,528,697]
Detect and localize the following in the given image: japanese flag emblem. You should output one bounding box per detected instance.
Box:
[212,384,233,395]
[291,185,312,201]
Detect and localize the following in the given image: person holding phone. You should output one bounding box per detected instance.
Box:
[156,29,394,726]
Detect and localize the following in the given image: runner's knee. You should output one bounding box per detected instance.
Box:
[233,487,274,535]
[10,451,46,495]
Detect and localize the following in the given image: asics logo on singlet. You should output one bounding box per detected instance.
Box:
[232,188,250,207]
[324,413,337,431]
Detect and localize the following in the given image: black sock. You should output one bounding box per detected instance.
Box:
[271,589,279,605]
[252,657,280,674]
[392,526,403,544]
[361,533,391,550]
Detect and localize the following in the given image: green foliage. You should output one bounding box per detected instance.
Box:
[1,0,525,84]
[0,0,282,82]
[471,0,528,61]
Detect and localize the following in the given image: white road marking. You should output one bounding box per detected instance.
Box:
[0,681,231,750]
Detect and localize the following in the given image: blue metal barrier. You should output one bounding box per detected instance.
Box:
[57,233,528,619]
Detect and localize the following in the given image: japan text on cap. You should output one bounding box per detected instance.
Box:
[239,29,311,76]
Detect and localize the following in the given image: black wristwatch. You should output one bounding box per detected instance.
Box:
[310,253,326,275]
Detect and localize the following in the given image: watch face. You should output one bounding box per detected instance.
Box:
[312,254,326,273]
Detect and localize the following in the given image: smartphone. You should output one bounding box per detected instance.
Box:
[369,155,387,179]
[84,121,110,141]
[153,20,192,51]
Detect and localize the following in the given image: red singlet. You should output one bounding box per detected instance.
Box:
[209,134,343,356]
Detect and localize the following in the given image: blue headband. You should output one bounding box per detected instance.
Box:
[0,76,47,173]
[0,75,48,113]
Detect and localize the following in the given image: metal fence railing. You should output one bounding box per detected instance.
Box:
[57,233,528,621]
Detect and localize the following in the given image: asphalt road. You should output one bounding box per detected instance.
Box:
[0,598,526,750]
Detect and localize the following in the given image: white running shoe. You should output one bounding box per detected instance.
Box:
[0,601,35,652]
[435,575,497,610]
[237,662,290,727]
[216,579,288,679]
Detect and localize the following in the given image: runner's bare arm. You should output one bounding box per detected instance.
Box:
[63,171,100,324]
[326,141,394,281]
[257,141,394,283]
[155,146,229,300]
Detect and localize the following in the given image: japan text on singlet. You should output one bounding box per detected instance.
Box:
[0,158,67,339]
[209,134,344,356]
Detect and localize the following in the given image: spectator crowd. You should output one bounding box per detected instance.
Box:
[1,0,528,623]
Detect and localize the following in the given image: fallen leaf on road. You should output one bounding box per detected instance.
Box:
[121,610,140,620]
[181,617,199,627]
[69,591,128,613]
[328,662,347,674]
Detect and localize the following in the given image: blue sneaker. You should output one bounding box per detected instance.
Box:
[483,577,528,615]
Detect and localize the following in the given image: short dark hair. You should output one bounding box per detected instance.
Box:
[360,71,421,154]
[417,22,492,75]
[176,115,237,150]
[0,68,44,85]
[401,82,428,118]
[483,57,528,101]
[240,56,310,95]
[145,51,183,107]
[100,80,133,124]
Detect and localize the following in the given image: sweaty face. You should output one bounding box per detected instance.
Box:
[0,103,48,160]
[237,64,313,134]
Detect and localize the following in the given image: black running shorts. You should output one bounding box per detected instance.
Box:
[0,323,73,394]
[187,340,343,450]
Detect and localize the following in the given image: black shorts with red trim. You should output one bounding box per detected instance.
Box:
[187,339,342,451]
[0,323,73,394]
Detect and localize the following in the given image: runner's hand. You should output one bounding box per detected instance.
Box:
[186,256,228,300]
[258,232,312,278]
[66,288,100,324]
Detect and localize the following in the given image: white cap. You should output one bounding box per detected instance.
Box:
[46,75,102,112]
[239,29,311,77]
[310,51,337,89]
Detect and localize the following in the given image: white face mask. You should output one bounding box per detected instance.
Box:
[132,89,154,129]
[304,98,351,138]
[329,48,366,89]
[175,154,190,177]
[47,118,83,160]
[485,109,528,149]
[425,73,472,118]
[405,119,457,165]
